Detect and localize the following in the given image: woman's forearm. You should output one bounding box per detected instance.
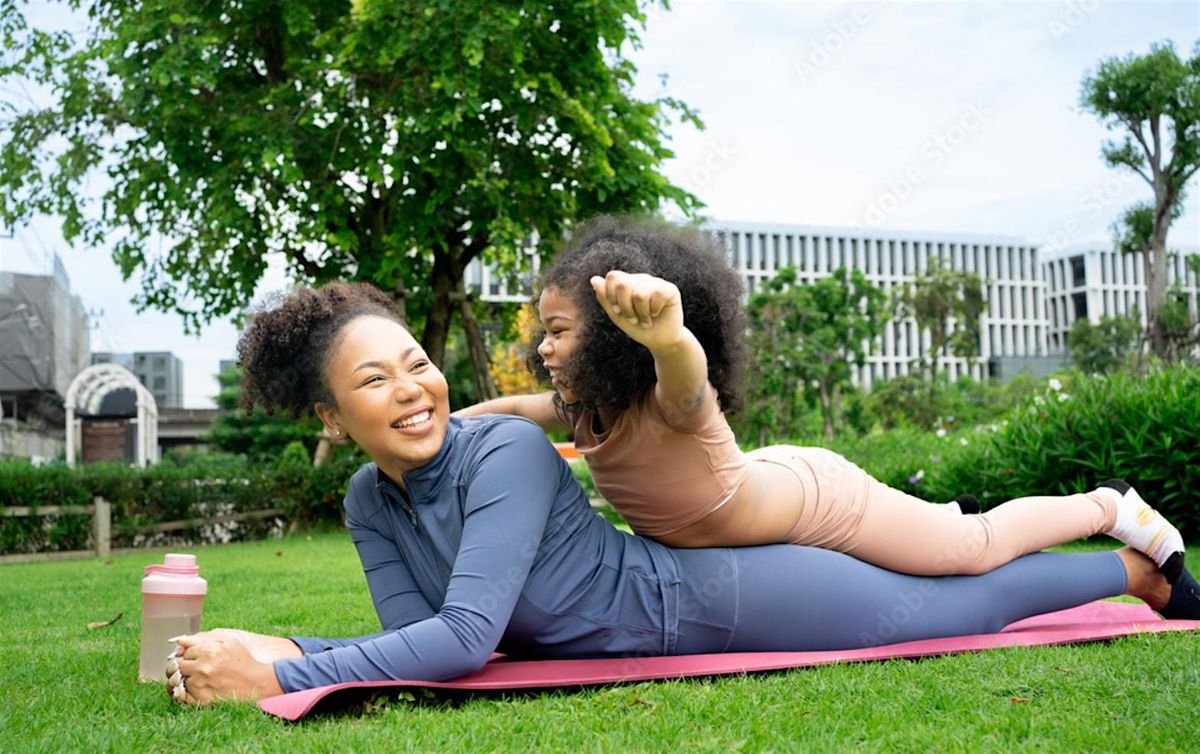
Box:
[454,392,567,433]
[454,396,526,418]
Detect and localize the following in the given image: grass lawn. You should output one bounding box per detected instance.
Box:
[1,531,1196,753]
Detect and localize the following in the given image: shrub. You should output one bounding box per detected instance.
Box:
[0,448,365,555]
[861,372,1042,433]
[922,365,1200,540]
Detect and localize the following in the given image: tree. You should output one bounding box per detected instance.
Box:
[1081,41,1200,358]
[1113,203,1200,364]
[1067,311,1142,374]
[205,365,322,461]
[898,255,986,388]
[0,0,700,399]
[743,266,889,444]
[1156,253,1200,364]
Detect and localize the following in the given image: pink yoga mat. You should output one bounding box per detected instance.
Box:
[258,601,1199,721]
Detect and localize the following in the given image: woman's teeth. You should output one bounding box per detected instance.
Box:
[393,410,432,429]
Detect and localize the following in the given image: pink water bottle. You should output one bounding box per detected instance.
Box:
[139,553,207,681]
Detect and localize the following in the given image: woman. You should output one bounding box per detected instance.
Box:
[166,282,1198,706]
[457,217,1185,580]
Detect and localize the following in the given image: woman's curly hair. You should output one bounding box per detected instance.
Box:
[238,281,404,417]
[527,216,748,419]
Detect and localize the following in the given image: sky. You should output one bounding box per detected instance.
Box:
[1,0,1198,408]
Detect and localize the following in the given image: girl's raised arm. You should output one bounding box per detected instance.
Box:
[591,271,711,428]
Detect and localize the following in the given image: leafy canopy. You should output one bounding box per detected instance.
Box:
[898,255,986,378]
[1067,311,1142,375]
[0,0,700,338]
[741,266,889,443]
[1080,40,1200,358]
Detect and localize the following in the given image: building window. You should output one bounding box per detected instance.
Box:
[153,376,166,390]
[1070,256,1085,288]
[1072,292,1088,321]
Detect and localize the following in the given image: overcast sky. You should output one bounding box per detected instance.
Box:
[2,1,1198,407]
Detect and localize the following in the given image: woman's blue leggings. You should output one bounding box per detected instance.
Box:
[671,546,1128,654]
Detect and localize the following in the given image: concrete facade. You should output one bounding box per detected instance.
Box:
[91,350,185,409]
[1040,243,1200,352]
[0,260,90,459]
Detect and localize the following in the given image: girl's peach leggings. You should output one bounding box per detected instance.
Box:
[746,446,1117,576]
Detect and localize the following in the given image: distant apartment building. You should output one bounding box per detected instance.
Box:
[0,255,90,459]
[1041,243,1200,352]
[464,235,542,304]
[91,350,184,409]
[707,222,1052,388]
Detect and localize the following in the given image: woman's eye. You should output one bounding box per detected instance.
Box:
[363,375,384,385]
[411,360,429,370]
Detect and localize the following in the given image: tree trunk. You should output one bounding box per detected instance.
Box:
[1146,189,1173,358]
[819,379,834,444]
[391,276,408,325]
[421,251,459,369]
[458,285,498,402]
[312,437,332,467]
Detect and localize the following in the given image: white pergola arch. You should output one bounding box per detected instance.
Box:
[65,363,159,467]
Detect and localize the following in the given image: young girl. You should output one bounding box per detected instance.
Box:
[458,216,1187,581]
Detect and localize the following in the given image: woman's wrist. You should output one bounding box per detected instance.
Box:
[270,636,305,659]
[258,659,287,698]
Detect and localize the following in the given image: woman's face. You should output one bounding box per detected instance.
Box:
[536,286,584,404]
[317,315,451,479]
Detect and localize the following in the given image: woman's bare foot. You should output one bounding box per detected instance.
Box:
[1115,547,1172,611]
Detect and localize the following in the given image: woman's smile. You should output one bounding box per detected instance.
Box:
[391,408,435,434]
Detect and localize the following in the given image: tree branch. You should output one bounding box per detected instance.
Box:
[1179,162,1200,185]
[1125,116,1156,170]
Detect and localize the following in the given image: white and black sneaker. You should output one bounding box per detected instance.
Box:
[1102,479,1185,584]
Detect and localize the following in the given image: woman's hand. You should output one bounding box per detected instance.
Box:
[590,271,685,352]
[184,628,303,663]
[166,630,297,706]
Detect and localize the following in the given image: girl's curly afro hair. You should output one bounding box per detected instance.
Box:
[528,216,748,418]
[237,281,404,418]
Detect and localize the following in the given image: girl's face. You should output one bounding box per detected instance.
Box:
[536,286,584,404]
[316,315,451,481]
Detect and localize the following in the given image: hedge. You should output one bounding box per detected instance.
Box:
[920,364,1200,541]
[0,449,363,556]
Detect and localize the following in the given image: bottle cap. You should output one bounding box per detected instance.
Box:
[142,553,208,595]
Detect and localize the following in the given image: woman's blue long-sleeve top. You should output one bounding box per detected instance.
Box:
[272,415,684,691]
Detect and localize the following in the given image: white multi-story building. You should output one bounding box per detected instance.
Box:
[1041,243,1200,352]
[707,222,1051,389]
[469,221,1200,388]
